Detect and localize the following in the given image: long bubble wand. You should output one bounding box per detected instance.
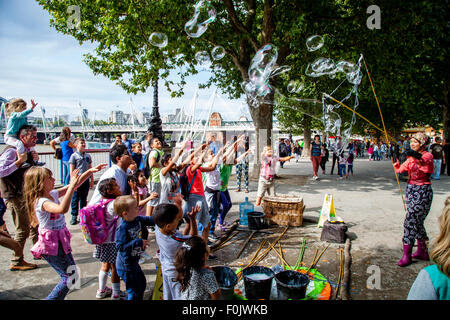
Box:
[361,55,406,212]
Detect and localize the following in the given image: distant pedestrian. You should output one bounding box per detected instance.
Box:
[278,139,288,168]
[310,135,322,180]
[121,133,134,154]
[110,135,122,149]
[50,127,76,185]
[330,137,342,174]
[368,144,374,161]
[131,142,143,169]
[430,137,444,180]
[319,143,329,174]
[346,153,354,178]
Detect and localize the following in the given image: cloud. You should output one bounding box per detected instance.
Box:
[0,0,246,122]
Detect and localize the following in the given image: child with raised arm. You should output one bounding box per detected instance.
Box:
[255,145,294,206]
[4,98,43,167]
[182,143,215,246]
[114,195,156,300]
[218,136,251,230]
[175,235,221,300]
[24,163,107,300]
[154,200,199,300]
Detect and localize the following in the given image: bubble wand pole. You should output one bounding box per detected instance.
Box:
[361,56,406,212]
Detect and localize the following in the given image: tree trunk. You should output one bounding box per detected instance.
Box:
[302,116,312,158]
[444,103,449,141]
[248,99,274,179]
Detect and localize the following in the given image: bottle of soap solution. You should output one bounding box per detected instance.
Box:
[239,197,254,226]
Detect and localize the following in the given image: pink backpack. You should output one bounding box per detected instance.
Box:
[79,199,118,245]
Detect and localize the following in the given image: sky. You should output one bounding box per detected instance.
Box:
[0,0,248,122]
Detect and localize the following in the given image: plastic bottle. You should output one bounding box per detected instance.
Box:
[239,197,254,226]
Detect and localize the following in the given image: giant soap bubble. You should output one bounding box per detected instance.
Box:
[185,0,217,38]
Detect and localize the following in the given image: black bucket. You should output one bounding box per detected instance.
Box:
[247,211,266,230]
[242,266,274,300]
[274,270,310,300]
[212,266,238,300]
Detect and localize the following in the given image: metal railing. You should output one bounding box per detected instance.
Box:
[38,149,111,185]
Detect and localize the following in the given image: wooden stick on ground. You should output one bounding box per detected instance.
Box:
[211,231,239,252]
[237,226,290,281]
[236,230,257,259]
[209,219,239,250]
[278,242,285,268]
[251,226,290,266]
[333,248,345,300]
[267,241,291,268]
[341,238,352,300]
[309,243,331,271]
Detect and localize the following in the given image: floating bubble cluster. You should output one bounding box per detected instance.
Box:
[184,0,217,38]
[306,35,324,52]
[242,44,291,107]
[149,32,168,48]
[195,50,211,66]
[211,45,226,60]
[322,55,364,154]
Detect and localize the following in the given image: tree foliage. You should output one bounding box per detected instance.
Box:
[37,0,449,151]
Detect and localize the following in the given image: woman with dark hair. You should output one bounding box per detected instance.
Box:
[310,135,322,180]
[394,132,434,267]
[50,127,75,185]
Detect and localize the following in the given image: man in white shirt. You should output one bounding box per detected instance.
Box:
[88,144,133,205]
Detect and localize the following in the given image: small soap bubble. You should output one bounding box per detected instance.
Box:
[149,32,168,48]
[306,35,324,52]
[195,50,211,66]
[211,45,226,60]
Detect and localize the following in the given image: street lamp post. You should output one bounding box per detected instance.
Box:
[148,73,166,146]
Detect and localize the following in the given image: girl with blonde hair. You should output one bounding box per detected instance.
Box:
[407,197,450,300]
[4,98,43,167]
[24,163,106,299]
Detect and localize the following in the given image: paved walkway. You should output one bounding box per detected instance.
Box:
[1,157,448,300]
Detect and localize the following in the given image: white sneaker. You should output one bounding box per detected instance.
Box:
[111,290,127,300]
[96,287,112,299]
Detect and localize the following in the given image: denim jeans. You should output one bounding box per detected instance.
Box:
[71,180,90,217]
[0,197,6,227]
[219,190,232,225]
[432,159,441,180]
[338,164,346,177]
[42,243,76,300]
[205,190,220,233]
[117,265,146,300]
[62,161,70,186]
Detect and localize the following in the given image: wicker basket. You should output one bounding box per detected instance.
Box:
[262,195,305,227]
